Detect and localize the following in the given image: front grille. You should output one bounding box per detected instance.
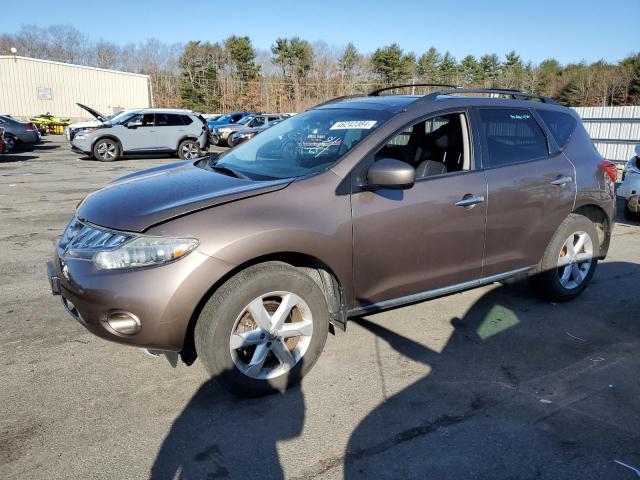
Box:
[59,217,134,258]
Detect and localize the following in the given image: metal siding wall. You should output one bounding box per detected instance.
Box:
[573,106,640,164]
[0,56,150,121]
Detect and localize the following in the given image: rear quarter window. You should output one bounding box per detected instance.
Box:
[537,110,576,150]
[477,108,549,168]
[180,115,193,125]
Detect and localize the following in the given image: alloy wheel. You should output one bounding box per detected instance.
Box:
[229,291,313,380]
[96,142,117,160]
[557,231,593,289]
[4,136,15,151]
[181,142,199,159]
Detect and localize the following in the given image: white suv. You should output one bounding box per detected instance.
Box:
[69,108,209,161]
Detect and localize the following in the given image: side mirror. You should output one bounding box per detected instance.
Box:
[126,123,138,129]
[365,158,416,190]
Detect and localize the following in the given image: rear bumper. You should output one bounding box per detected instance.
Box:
[17,131,40,144]
[47,249,235,351]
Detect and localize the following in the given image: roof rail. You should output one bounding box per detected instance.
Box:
[424,88,557,104]
[310,94,367,109]
[369,83,459,96]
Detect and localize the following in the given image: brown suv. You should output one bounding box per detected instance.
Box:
[47,86,616,396]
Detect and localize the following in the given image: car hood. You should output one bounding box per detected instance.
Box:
[77,160,292,232]
[68,119,102,130]
[77,103,107,122]
[215,122,245,130]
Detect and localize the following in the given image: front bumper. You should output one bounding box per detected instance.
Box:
[70,136,92,154]
[217,130,236,141]
[47,248,234,351]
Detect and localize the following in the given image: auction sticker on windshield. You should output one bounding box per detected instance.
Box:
[330,120,377,130]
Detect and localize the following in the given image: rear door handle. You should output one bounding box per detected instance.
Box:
[455,195,485,207]
[550,176,573,186]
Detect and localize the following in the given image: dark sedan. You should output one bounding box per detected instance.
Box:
[0,115,41,150]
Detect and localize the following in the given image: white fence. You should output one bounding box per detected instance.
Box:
[573,106,640,164]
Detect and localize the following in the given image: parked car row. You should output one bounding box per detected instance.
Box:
[208,111,292,146]
[65,104,210,161]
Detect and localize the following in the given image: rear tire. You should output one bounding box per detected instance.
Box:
[529,214,599,302]
[4,134,16,151]
[195,262,329,397]
[178,139,201,160]
[92,138,119,162]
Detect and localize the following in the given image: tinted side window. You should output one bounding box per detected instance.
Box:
[537,110,576,149]
[478,109,548,168]
[180,115,193,125]
[166,114,183,126]
[155,114,169,126]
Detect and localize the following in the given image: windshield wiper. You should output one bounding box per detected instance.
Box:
[207,160,250,180]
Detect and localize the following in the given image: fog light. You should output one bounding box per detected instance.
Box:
[106,311,141,335]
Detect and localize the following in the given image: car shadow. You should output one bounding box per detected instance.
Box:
[343,261,640,479]
[150,362,306,479]
[1,154,40,163]
[150,262,640,479]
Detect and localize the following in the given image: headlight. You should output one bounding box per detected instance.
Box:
[74,127,97,138]
[93,236,199,270]
[59,217,198,270]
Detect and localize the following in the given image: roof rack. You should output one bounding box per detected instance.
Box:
[369,83,459,96]
[311,94,367,109]
[424,87,557,104]
[311,85,556,110]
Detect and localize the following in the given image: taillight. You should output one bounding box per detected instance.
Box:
[26,122,37,131]
[601,159,617,183]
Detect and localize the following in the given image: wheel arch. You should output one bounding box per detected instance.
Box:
[572,204,612,258]
[91,135,122,153]
[180,252,347,365]
[176,135,199,151]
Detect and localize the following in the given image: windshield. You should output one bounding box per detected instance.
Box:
[237,115,254,125]
[216,113,240,124]
[210,108,392,180]
[109,111,137,125]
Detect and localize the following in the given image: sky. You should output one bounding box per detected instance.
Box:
[1,0,638,64]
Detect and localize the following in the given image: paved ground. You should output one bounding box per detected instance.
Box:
[1,136,639,480]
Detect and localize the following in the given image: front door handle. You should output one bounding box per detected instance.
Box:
[455,195,485,207]
[550,176,573,186]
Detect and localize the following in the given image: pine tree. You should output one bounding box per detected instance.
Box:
[371,43,413,84]
[417,47,441,81]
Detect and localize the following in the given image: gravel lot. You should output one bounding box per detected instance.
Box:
[1,136,639,480]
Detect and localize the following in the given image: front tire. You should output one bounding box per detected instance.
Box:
[195,262,329,397]
[92,138,119,161]
[529,214,599,302]
[178,139,201,159]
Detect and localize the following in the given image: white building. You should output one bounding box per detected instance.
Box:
[573,106,640,164]
[0,56,151,121]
